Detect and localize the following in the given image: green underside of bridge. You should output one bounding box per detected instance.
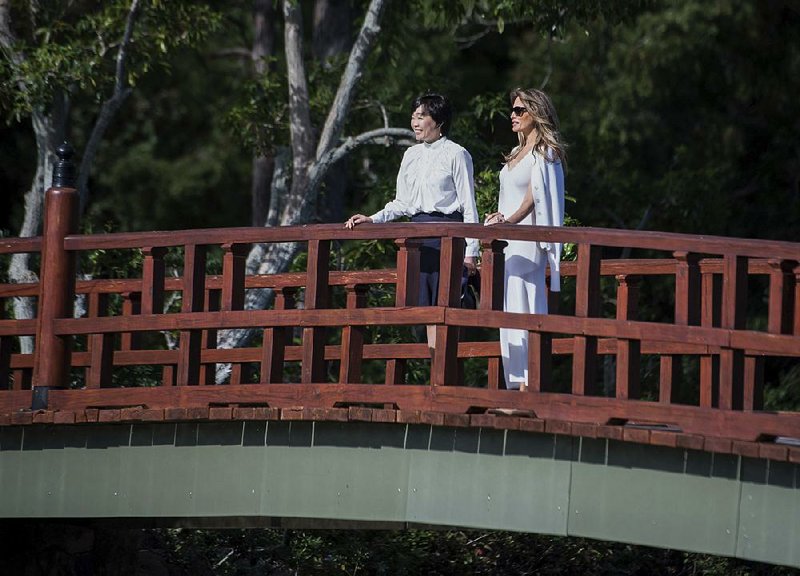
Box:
[1,421,797,569]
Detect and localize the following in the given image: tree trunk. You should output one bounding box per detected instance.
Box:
[251,0,277,227]
[313,0,354,224]
[215,0,396,382]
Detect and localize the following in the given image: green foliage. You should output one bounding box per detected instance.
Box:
[1,1,223,121]
[226,63,289,154]
[764,363,800,412]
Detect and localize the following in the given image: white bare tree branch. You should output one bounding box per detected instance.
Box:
[76,0,141,213]
[283,0,314,179]
[315,0,387,159]
[213,0,410,381]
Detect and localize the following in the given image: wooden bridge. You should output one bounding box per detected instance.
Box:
[2,153,800,568]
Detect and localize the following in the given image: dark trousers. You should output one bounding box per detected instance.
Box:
[410,211,465,343]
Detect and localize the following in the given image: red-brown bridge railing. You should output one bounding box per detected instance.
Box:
[1,181,799,461]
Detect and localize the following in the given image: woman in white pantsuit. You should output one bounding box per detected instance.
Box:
[485,88,566,391]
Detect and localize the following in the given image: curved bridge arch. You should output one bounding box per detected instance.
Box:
[2,419,797,569]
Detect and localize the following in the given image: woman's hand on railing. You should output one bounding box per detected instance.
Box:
[345,214,373,229]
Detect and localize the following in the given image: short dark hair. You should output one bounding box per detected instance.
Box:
[412,93,452,136]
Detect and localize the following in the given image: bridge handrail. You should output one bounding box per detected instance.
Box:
[1,184,800,454]
[58,222,800,261]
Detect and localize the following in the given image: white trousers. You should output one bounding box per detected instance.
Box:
[500,254,547,389]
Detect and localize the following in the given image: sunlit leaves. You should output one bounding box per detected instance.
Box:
[1,0,223,119]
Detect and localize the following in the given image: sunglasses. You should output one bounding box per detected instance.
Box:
[511,106,527,117]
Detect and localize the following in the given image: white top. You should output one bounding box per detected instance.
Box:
[370,137,479,258]
[498,149,565,290]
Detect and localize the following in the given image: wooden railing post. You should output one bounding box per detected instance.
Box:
[120,292,142,350]
[394,239,421,307]
[660,252,701,403]
[0,296,11,390]
[615,274,641,400]
[431,236,464,386]
[743,258,800,410]
[479,239,507,312]
[261,288,296,383]
[207,242,249,385]
[200,288,221,385]
[339,284,368,383]
[572,242,601,396]
[719,254,748,410]
[176,244,207,386]
[699,267,722,407]
[141,247,166,315]
[795,265,800,335]
[480,239,507,389]
[388,239,422,385]
[767,259,797,335]
[86,292,113,388]
[32,143,79,409]
[301,239,330,383]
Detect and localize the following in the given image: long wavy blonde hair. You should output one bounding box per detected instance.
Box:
[505,88,567,169]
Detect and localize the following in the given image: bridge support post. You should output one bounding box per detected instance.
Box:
[32,143,79,409]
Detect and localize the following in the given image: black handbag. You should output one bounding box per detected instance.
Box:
[461,270,480,310]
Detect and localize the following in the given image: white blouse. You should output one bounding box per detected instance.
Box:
[498,149,565,290]
[370,137,479,258]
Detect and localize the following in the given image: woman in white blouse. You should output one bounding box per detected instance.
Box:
[485,88,566,391]
[346,93,479,353]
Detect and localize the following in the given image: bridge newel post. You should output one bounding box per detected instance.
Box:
[431,236,464,386]
[32,142,79,409]
[615,274,641,400]
[719,254,748,410]
[301,239,330,383]
[572,242,601,396]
